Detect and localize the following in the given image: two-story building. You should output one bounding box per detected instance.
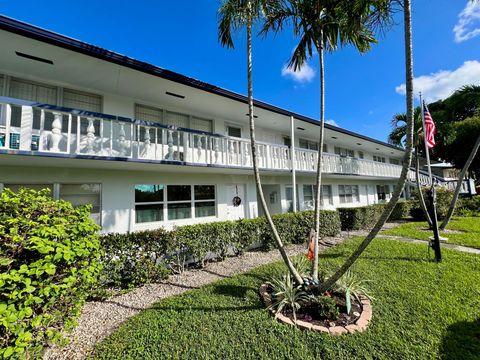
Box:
[0,15,413,234]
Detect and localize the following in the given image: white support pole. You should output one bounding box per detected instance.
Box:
[290,115,297,212]
[420,92,433,185]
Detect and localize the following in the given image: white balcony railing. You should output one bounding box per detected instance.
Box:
[0,97,403,178]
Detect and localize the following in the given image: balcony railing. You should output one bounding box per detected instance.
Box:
[0,97,403,178]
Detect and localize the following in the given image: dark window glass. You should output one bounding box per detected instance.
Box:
[136,204,164,223]
[168,202,191,220]
[195,201,215,217]
[194,185,215,200]
[168,185,191,202]
[135,184,164,202]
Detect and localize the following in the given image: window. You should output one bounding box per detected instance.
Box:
[303,184,333,209]
[2,183,101,225]
[9,78,58,104]
[373,155,386,163]
[63,88,102,113]
[60,184,102,224]
[389,158,400,165]
[135,184,164,223]
[227,126,242,138]
[283,137,291,147]
[134,184,216,223]
[167,185,191,220]
[338,185,360,204]
[358,151,364,159]
[194,185,216,217]
[165,111,189,128]
[334,146,355,157]
[376,185,389,201]
[0,75,4,95]
[299,138,318,151]
[135,104,164,123]
[191,116,213,133]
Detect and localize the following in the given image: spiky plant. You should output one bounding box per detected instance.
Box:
[333,270,373,314]
[267,273,310,324]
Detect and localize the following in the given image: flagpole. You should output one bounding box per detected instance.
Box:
[420,92,433,185]
[420,92,442,262]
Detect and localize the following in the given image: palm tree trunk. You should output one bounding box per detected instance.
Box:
[246,10,303,285]
[318,0,415,292]
[415,147,433,227]
[312,39,325,281]
[440,133,480,230]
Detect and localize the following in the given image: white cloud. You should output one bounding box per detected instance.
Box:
[395,60,480,102]
[281,62,316,83]
[453,2,480,43]
[325,119,339,127]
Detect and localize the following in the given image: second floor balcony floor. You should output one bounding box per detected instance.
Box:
[0,96,404,179]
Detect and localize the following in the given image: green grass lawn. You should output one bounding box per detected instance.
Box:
[91,238,480,360]
[382,217,480,249]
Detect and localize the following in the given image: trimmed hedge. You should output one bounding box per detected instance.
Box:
[338,201,415,231]
[99,210,341,290]
[455,196,480,217]
[0,188,102,359]
[410,187,454,221]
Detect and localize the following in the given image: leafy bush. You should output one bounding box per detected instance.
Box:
[338,201,416,231]
[99,229,171,291]
[389,201,415,220]
[410,203,427,221]
[311,295,339,320]
[268,273,310,323]
[410,187,454,220]
[456,196,480,216]
[99,211,341,289]
[0,188,102,359]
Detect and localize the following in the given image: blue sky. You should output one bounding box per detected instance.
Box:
[2,1,480,142]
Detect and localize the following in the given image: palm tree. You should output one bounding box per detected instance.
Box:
[389,109,433,227]
[440,133,480,230]
[263,0,387,280]
[218,0,303,284]
[318,0,415,292]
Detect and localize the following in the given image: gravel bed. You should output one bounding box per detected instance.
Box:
[44,225,396,360]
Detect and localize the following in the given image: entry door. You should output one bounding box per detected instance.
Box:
[226,184,246,220]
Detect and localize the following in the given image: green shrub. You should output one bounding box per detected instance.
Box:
[0,188,102,359]
[456,196,480,216]
[389,200,415,220]
[411,187,454,220]
[311,295,339,320]
[99,229,171,290]
[410,203,427,221]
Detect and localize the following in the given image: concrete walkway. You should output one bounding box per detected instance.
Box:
[378,235,480,255]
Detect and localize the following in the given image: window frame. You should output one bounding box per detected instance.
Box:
[338,184,360,204]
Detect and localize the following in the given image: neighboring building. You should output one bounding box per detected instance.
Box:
[0,16,423,234]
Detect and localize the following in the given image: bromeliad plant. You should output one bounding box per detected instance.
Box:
[267,273,310,324]
[333,270,373,314]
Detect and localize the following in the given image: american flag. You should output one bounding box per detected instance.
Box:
[423,101,436,149]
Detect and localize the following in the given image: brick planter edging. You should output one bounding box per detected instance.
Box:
[259,283,372,335]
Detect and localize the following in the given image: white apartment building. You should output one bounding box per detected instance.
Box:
[0,15,418,234]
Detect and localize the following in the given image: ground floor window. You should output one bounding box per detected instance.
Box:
[134,184,216,224]
[338,185,360,204]
[1,183,102,224]
[376,185,389,201]
[303,184,333,209]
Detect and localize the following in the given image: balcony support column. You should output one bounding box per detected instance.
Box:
[290,116,297,212]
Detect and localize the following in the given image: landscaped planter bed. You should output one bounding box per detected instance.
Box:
[259,283,372,335]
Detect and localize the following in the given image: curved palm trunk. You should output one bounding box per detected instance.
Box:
[415,147,433,227]
[318,0,415,292]
[312,41,325,280]
[246,14,303,285]
[440,133,480,230]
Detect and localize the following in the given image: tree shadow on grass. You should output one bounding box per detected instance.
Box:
[440,318,480,360]
[211,284,257,299]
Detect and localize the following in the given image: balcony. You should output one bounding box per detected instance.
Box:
[0,96,403,178]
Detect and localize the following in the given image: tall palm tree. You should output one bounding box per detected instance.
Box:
[218,0,303,284]
[389,109,433,227]
[263,0,389,280]
[318,0,415,292]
